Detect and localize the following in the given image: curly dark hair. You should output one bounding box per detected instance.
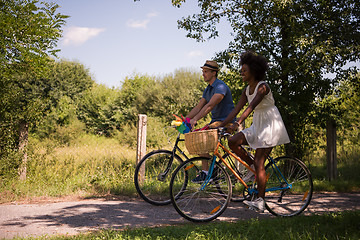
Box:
[240,51,269,81]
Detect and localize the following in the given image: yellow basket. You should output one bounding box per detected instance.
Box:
[184,129,218,155]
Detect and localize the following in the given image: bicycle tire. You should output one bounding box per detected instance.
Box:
[264,156,313,216]
[134,150,184,206]
[170,157,232,222]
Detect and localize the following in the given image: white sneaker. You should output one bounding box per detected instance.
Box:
[243,197,265,213]
[242,165,255,182]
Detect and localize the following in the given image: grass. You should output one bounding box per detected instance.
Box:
[10,211,360,240]
[0,134,138,203]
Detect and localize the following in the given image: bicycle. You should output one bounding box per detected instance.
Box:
[134,128,190,206]
[169,128,313,222]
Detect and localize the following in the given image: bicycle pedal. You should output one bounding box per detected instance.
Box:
[249,206,257,211]
[244,204,257,212]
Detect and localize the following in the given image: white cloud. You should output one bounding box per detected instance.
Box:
[187,50,204,58]
[126,12,158,29]
[147,12,158,18]
[126,19,150,29]
[62,26,105,46]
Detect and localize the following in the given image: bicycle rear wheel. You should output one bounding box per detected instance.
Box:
[265,156,313,216]
[170,157,232,222]
[134,150,184,205]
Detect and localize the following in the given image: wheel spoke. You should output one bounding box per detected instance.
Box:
[265,157,313,216]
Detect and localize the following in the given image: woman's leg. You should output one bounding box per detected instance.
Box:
[253,147,273,198]
[228,132,253,166]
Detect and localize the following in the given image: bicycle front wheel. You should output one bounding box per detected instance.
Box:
[265,156,313,216]
[134,150,184,205]
[170,157,232,222]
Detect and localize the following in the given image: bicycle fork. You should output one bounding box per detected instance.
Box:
[157,153,175,181]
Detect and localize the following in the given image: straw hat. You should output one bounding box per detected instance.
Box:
[201,60,219,71]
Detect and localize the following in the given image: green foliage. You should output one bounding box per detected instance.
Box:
[172,0,360,158]
[46,60,94,105]
[33,60,95,137]
[219,70,246,104]
[76,70,204,137]
[133,69,204,122]
[118,73,157,122]
[0,0,68,174]
[0,0,68,75]
[0,149,22,184]
[77,84,123,136]
[0,133,137,202]
[313,69,360,128]
[113,117,173,149]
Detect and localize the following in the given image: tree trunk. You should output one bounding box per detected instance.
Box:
[18,120,29,181]
[326,118,337,181]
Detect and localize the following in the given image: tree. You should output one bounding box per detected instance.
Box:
[133,69,204,122]
[77,84,123,136]
[34,60,94,138]
[172,0,360,157]
[0,0,68,179]
[77,70,204,136]
[313,68,360,180]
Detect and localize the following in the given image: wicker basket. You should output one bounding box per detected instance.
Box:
[184,129,218,155]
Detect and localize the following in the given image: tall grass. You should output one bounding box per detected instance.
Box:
[0,134,137,203]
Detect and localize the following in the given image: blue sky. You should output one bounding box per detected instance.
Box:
[51,0,233,88]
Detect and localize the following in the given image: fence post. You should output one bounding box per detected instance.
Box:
[326,118,337,181]
[136,114,147,183]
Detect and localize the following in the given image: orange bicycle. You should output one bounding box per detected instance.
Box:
[169,128,313,222]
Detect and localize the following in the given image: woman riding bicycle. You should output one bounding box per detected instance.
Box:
[219,51,290,212]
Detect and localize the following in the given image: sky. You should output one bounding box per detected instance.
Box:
[49,0,233,88]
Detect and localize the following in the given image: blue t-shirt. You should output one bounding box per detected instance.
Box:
[202,78,235,123]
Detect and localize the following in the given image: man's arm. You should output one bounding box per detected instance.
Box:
[186,98,207,119]
[190,93,224,127]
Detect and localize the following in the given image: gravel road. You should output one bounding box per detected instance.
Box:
[0,193,359,239]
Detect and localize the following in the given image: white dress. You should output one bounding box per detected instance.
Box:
[241,81,290,149]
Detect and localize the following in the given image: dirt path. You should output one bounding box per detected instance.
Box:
[0,193,359,239]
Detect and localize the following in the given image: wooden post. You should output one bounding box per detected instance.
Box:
[136,114,147,183]
[326,118,337,181]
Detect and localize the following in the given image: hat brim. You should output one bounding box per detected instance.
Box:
[201,65,219,71]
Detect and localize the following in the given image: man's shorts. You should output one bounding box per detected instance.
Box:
[208,121,240,131]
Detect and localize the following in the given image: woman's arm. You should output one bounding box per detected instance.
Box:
[219,89,248,127]
[237,83,269,124]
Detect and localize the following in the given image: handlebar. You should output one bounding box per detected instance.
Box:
[217,127,232,138]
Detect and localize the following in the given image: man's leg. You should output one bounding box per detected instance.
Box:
[201,121,223,170]
[194,121,221,181]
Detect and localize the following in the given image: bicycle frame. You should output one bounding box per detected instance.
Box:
[160,133,190,180]
[203,133,291,195]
